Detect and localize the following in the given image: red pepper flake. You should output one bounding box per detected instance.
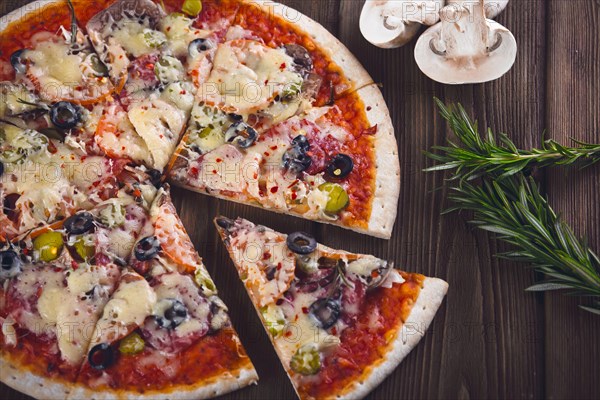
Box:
[276,262,282,270]
[264,152,270,157]
[284,331,293,337]
[212,169,218,174]
[190,166,199,176]
[371,270,380,278]
[270,145,278,151]
[366,106,372,111]
[291,192,297,200]
[263,252,272,260]
[331,326,337,335]
[270,186,278,194]
[216,158,223,163]
[302,307,309,314]
[280,62,286,70]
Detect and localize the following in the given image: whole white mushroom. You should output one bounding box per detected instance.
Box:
[360,0,446,49]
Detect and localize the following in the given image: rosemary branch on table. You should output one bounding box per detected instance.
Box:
[426,100,600,314]
[425,99,600,181]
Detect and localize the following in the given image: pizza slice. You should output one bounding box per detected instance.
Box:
[72,187,258,399]
[215,216,448,399]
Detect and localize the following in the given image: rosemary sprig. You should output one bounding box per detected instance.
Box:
[426,100,600,314]
[447,176,600,314]
[425,98,600,181]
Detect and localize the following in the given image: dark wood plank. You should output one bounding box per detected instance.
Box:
[545,1,600,399]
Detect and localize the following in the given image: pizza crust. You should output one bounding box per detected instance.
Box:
[0,354,72,400]
[66,364,258,400]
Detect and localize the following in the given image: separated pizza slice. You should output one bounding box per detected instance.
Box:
[72,186,258,399]
[215,216,448,400]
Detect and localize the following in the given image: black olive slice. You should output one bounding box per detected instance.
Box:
[49,102,82,130]
[88,343,115,370]
[286,232,317,255]
[64,212,95,235]
[326,154,354,179]
[309,298,340,329]
[155,299,188,330]
[225,121,258,148]
[188,38,216,58]
[10,49,27,74]
[147,168,162,188]
[215,216,234,230]
[0,250,22,280]
[134,236,161,261]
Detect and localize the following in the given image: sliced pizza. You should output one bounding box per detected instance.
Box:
[215,216,448,399]
[167,1,399,239]
[81,0,238,172]
[72,187,258,399]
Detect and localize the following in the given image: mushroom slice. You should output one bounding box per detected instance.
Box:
[414,0,517,84]
[360,0,444,49]
[448,0,510,19]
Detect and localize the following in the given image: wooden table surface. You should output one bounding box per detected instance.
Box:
[2,0,599,399]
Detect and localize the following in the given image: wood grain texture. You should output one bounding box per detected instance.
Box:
[1,0,599,400]
[545,1,600,399]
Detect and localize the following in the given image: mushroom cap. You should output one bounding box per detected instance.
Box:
[414,1,516,84]
[360,0,445,49]
[447,0,510,19]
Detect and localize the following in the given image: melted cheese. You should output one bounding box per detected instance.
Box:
[128,97,187,170]
[159,13,210,58]
[202,40,303,117]
[108,20,164,58]
[27,40,84,85]
[92,274,156,345]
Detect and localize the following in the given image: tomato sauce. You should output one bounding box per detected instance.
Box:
[77,328,252,392]
[298,273,425,399]
[0,326,81,382]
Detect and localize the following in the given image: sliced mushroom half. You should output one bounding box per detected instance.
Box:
[414,0,517,84]
[360,0,445,49]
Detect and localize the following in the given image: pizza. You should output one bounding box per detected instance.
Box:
[1,185,258,399]
[215,216,448,400]
[0,0,413,398]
